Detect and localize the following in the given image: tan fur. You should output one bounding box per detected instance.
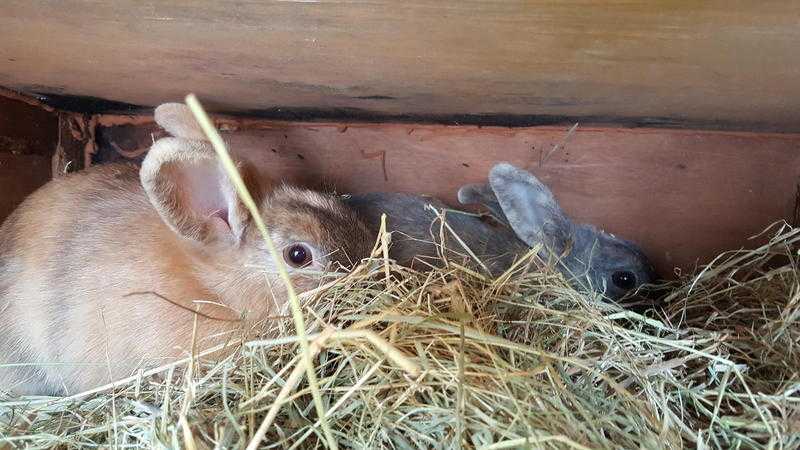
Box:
[0,104,371,396]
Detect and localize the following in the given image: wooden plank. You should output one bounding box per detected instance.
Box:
[0,154,52,222]
[0,96,56,221]
[0,96,56,157]
[95,116,800,277]
[1,1,799,130]
[54,113,92,174]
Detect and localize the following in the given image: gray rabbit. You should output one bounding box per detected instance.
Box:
[345,163,657,301]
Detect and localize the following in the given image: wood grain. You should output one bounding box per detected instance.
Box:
[94,116,800,277]
[1,1,799,129]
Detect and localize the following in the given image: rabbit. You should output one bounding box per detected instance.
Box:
[0,103,372,396]
[345,163,657,301]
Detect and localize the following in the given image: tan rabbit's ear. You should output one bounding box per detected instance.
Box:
[154,103,209,141]
[141,137,264,244]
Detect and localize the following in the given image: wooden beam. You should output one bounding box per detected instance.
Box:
[1,1,799,130]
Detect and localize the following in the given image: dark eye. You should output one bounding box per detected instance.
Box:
[284,244,313,268]
[612,271,637,290]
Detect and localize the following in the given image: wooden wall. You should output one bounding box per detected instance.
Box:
[2,92,799,277]
[0,96,55,220]
[93,114,800,278]
[1,1,799,130]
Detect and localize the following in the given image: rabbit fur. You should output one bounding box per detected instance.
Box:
[0,104,372,396]
[346,163,657,301]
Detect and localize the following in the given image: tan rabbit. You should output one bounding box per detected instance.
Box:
[0,103,372,396]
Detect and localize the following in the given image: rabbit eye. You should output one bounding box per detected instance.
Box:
[611,271,636,290]
[284,243,313,268]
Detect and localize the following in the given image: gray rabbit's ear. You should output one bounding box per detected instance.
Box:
[457,183,508,223]
[488,163,573,254]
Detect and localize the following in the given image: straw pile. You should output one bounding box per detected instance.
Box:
[1,220,798,449]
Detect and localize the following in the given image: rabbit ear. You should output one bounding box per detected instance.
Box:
[457,183,509,224]
[154,103,209,141]
[488,163,573,254]
[141,137,264,244]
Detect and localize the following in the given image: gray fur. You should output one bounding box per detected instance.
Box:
[344,192,525,276]
[487,163,572,256]
[456,183,508,225]
[347,163,657,301]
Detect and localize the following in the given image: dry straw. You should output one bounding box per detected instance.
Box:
[0,101,798,449]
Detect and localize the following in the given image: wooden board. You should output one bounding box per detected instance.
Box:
[94,115,800,277]
[1,1,799,130]
[0,96,56,220]
[0,154,52,221]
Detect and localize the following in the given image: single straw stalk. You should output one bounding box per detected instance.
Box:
[184,94,338,450]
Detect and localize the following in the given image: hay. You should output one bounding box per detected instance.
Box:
[1,221,799,449]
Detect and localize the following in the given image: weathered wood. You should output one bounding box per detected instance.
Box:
[0,96,56,221]
[0,96,56,157]
[96,116,800,277]
[1,1,799,130]
[0,154,52,222]
[52,112,92,176]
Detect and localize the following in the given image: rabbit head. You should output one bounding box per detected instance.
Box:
[459,163,657,300]
[148,103,373,297]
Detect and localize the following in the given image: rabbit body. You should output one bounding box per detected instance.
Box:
[0,105,371,396]
[345,192,528,276]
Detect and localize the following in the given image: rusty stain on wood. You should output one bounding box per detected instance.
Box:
[360,149,389,182]
[52,112,90,176]
[0,86,54,112]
